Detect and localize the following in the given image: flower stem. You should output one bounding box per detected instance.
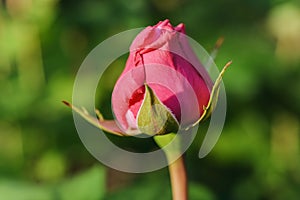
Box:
[154,133,188,200]
[168,155,188,200]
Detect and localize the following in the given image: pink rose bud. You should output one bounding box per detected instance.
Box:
[64,19,230,136]
[112,19,213,135]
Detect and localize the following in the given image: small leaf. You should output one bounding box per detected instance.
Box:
[62,101,126,136]
[137,84,179,136]
[190,60,232,128]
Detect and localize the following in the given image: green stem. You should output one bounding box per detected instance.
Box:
[154,133,188,200]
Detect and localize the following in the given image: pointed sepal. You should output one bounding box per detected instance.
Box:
[137,84,179,136]
[62,101,126,136]
[190,60,232,128]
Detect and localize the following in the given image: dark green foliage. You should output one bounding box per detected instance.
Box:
[0,0,300,199]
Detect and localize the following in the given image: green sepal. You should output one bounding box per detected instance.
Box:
[137,84,179,136]
[62,101,126,136]
[189,61,232,128]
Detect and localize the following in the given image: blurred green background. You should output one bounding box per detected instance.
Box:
[1,0,300,199]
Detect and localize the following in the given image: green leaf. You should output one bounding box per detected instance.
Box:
[137,84,179,136]
[190,61,232,128]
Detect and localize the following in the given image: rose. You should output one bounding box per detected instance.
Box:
[64,19,230,136]
[112,19,213,135]
[64,19,231,200]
